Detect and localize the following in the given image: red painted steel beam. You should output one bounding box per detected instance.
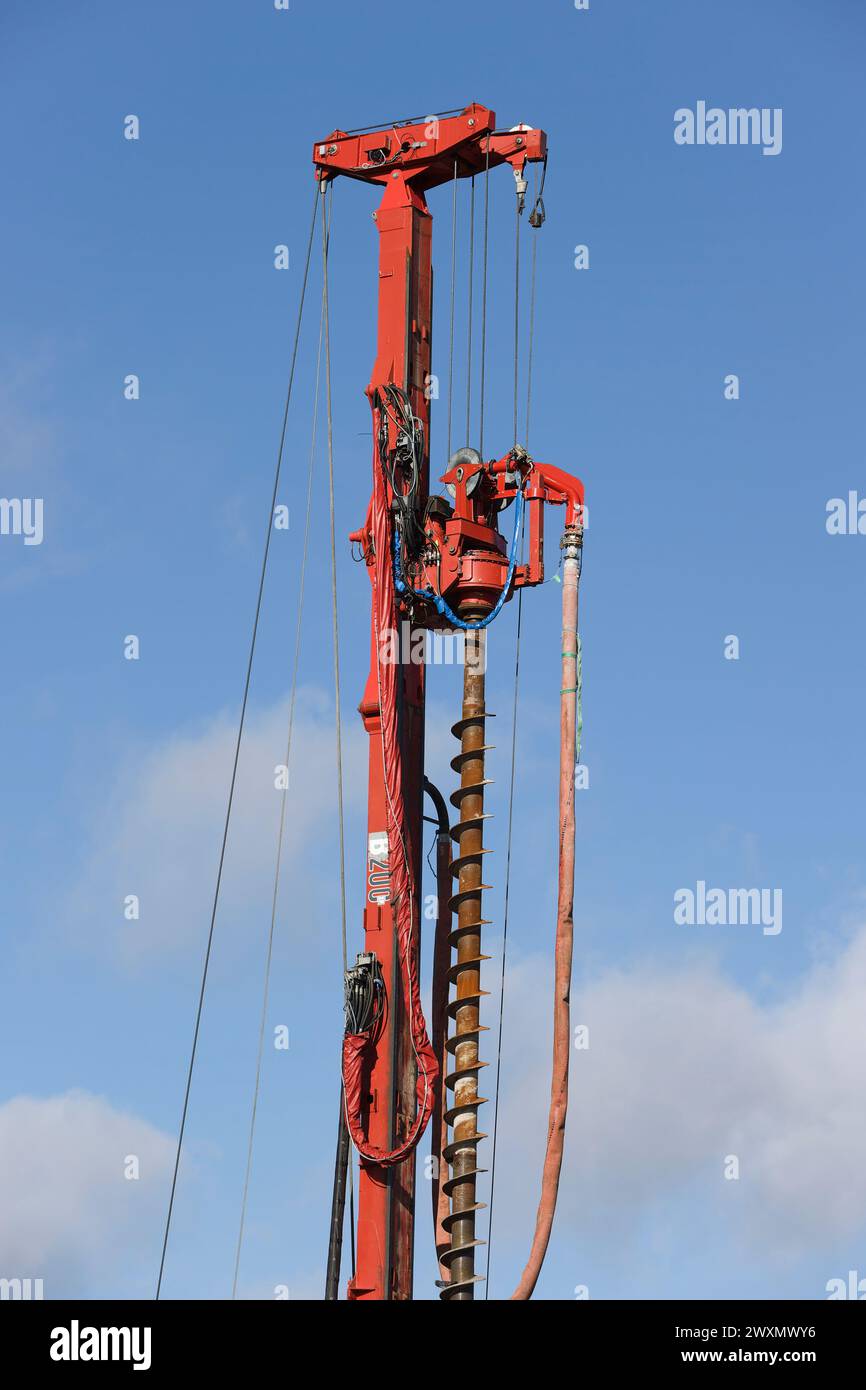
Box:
[313,103,545,194]
[349,186,430,1302]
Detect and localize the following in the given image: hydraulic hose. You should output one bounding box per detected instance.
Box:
[424,777,453,1284]
[341,428,439,1168]
[511,524,582,1300]
[324,1085,350,1300]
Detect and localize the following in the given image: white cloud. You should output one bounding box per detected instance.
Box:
[64,686,369,967]
[46,678,866,1291]
[0,1091,173,1297]
[61,684,464,970]
[493,927,866,1266]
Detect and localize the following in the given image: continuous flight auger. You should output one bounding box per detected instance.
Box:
[441,631,492,1300]
[314,104,585,1301]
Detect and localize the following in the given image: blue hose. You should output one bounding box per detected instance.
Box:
[393,487,525,631]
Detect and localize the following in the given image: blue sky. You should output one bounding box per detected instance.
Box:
[1,0,865,1301]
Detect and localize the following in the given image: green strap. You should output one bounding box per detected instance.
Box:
[561,633,583,766]
[576,634,582,763]
[561,639,583,761]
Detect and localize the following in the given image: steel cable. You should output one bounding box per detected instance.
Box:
[322,184,356,1282]
[230,185,333,1299]
[446,159,458,462]
[155,178,320,1300]
[465,175,475,445]
[486,165,539,1295]
[478,137,491,456]
[320,185,348,983]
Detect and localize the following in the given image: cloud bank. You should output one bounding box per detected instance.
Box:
[0,1090,173,1297]
[494,926,866,1280]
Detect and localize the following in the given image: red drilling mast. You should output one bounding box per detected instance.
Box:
[314,103,584,1302]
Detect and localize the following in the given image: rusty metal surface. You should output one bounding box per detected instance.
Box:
[441,630,490,1299]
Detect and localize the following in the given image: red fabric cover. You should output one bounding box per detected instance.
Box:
[341,440,438,1167]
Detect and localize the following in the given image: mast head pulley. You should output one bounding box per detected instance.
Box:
[313,103,546,197]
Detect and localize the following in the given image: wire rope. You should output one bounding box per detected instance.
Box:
[230,186,334,1299]
[486,165,541,1294]
[155,179,320,1301]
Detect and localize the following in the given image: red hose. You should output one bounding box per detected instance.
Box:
[511,531,581,1299]
[430,821,453,1280]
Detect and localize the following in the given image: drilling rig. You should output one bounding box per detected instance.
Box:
[316,103,585,1302]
